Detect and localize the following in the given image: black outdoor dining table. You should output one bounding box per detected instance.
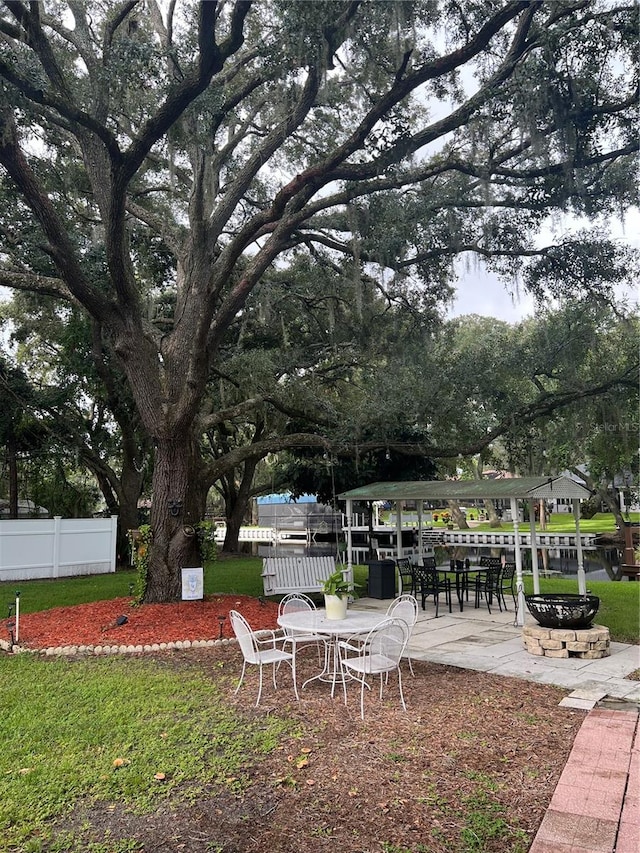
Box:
[436,564,486,612]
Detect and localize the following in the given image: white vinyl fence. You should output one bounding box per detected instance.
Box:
[0,516,118,582]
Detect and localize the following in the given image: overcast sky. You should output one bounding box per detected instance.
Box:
[447,266,537,323]
[448,209,639,324]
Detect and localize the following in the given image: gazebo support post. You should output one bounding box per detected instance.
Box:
[573,499,587,595]
[417,502,424,561]
[346,498,354,587]
[511,497,526,626]
[396,501,403,560]
[529,498,541,594]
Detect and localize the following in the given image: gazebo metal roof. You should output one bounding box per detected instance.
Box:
[339,475,592,503]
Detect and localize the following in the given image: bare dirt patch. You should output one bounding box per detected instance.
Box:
[44,641,585,853]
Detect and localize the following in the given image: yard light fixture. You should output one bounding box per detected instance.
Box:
[6,602,15,645]
[13,591,20,644]
[217,614,226,639]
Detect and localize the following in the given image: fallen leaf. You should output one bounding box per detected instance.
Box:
[112,758,129,768]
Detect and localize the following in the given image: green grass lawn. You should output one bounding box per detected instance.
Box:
[428,511,639,533]
[0,653,298,851]
[523,575,639,645]
[1,554,637,644]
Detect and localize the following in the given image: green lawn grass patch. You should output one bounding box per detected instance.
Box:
[523,576,640,644]
[455,512,638,534]
[2,549,637,643]
[0,571,139,616]
[0,654,298,850]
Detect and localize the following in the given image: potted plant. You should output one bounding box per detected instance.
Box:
[318,568,359,620]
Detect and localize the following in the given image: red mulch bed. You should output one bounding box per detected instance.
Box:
[3,595,279,649]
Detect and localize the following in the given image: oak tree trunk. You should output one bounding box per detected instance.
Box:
[447,501,469,529]
[144,435,206,603]
[484,499,503,528]
[222,458,258,552]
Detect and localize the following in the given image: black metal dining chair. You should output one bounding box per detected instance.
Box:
[395,557,416,596]
[496,561,517,611]
[415,563,452,617]
[474,563,502,613]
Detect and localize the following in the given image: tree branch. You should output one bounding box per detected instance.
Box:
[0,269,74,301]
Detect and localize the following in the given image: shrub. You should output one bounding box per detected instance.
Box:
[196,520,218,563]
[127,524,152,603]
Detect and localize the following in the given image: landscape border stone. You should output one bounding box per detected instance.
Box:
[0,637,237,656]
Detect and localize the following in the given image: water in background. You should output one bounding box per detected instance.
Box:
[251,542,624,582]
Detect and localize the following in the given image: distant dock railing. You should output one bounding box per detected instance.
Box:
[211,524,598,551]
[213,526,311,545]
[434,530,598,548]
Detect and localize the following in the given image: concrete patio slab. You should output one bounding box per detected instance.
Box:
[352,596,639,853]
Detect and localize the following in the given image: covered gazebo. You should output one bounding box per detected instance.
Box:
[339,476,593,626]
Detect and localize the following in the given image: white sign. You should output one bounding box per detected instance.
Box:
[181,567,204,600]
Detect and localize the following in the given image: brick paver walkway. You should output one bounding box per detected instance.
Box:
[528,707,639,853]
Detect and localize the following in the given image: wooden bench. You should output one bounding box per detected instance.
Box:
[620,564,640,580]
[261,556,338,596]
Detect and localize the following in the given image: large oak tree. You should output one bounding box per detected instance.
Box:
[0,1,636,601]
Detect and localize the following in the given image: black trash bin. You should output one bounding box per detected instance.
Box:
[367,560,396,599]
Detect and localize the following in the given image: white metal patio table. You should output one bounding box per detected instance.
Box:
[277,608,383,696]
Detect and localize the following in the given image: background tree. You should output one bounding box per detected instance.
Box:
[0,354,38,517]
[0,1,636,601]
[0,350,102,518]
[507,304,640,530]
[1,294,151,556]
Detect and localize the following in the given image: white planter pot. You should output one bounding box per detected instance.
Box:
[324,594,348,620]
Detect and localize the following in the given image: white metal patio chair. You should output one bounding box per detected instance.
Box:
[385,594,418,676]
[229,609,299,706]
[277,592,329,666]
[338,617,409,719]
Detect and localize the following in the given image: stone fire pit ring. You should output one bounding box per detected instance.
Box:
[525,593,600,630]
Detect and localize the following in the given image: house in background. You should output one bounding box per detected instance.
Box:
[0,499,49,518]
[256,493,341,541]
